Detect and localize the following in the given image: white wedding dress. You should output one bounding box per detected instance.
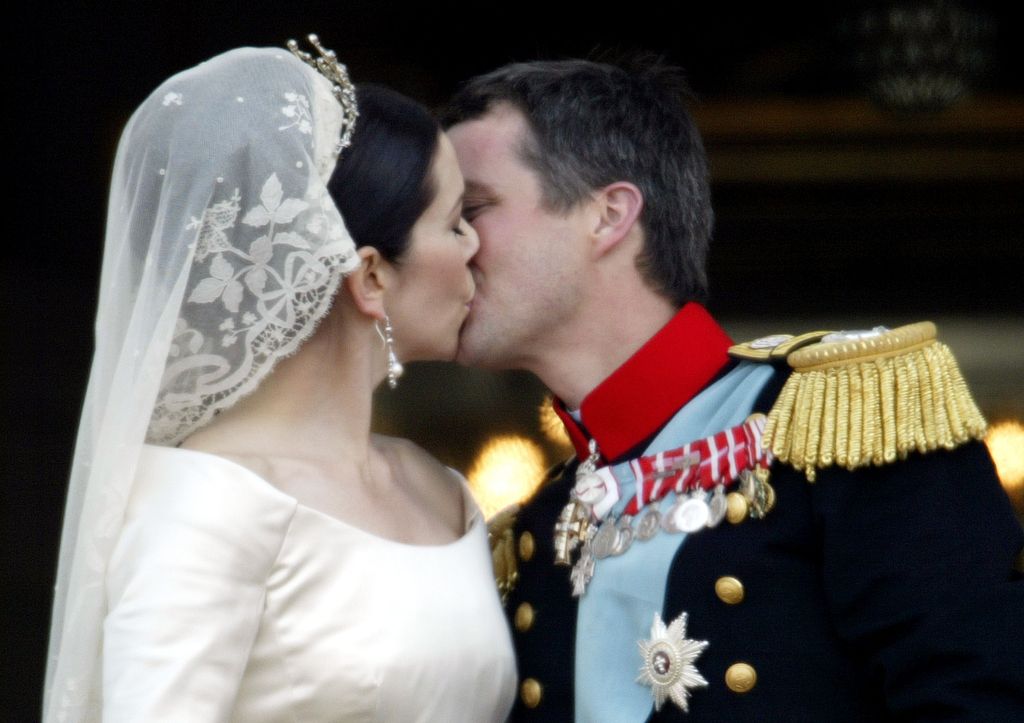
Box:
[102,445,517,722]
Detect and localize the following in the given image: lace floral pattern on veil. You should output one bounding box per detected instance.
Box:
[149,170,355,445]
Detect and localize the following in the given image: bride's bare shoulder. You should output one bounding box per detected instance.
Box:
[373,435,467,535]
[177,437,276,482]
[374,435,465,491]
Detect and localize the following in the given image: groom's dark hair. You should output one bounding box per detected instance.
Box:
[442,56,712,307]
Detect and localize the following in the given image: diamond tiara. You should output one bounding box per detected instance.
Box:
[287,34,359,156]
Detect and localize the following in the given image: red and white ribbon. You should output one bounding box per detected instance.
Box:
[572,415,771,520]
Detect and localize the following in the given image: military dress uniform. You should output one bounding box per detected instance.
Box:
[494,303,1024,722]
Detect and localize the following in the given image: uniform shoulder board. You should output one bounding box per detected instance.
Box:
[728,330,834,362]
[747,322,986,481]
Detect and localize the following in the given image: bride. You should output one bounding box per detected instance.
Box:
[43,38,516,721]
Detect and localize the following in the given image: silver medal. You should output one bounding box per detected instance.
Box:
[613,516,635,555]
[661,501,682,533]
[571,525,596,597]
[706,485,727,528]
[637,508,661,540]
[672,493,710,533]
[591,520,618,560]
[571,546,595,597]
[739,469,755,499]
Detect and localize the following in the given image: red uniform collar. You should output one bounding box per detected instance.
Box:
[553,303,733,462]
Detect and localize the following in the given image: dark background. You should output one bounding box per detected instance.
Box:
[6,1,1023,719]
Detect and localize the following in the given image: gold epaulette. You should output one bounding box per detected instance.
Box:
[752,322,986,481]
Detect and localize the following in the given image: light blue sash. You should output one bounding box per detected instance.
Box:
[575,362,775,722]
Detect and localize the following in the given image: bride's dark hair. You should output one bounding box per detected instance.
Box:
[328,84,440,263]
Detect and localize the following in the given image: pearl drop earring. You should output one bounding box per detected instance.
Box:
[376,313,404,389]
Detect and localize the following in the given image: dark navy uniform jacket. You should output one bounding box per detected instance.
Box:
[506,305,1024,722]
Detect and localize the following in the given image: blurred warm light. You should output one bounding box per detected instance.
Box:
[468,435,547,519]
[985,420,1024,506]
[539,397,572,451]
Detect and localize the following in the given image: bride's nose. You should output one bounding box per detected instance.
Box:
[462,221,480,260]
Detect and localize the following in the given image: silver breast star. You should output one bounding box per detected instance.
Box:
[637,611,709,712]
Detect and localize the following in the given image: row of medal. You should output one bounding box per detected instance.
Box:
[570,468,774,596]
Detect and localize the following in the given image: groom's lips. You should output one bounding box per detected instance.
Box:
[462,291,479,330]
[466,270,482,311]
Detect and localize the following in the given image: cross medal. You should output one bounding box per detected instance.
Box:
[553,440,604,596]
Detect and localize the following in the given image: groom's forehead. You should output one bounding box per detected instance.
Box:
[450,104,530,159]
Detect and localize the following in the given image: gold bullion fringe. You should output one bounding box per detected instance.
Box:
[763,330,986,481]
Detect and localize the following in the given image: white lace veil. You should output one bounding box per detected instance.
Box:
[44,46,360,720]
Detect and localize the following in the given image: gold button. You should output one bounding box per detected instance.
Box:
[725,662,757,693]
[521,678,543,708]
[715,576,745,605]
[726,492,748,524]
[515,602,535,632]
[518,531,535,561]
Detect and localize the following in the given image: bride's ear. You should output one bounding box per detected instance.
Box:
[344,246,392,320]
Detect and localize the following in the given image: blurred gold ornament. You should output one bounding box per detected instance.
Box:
[539,397,572,452]
[486,504,520,602]
[468,435,547,519]
[985,420,1024,503]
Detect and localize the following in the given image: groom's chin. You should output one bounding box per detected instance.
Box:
[454,326,489,369]
[453,338,476,368]
[454,316,480,366]
[455,318,514,370]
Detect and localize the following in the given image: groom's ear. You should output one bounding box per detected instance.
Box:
[590,181,644,258]
[345,246,392,320]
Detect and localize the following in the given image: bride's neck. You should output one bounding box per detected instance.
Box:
[182,305,385,465]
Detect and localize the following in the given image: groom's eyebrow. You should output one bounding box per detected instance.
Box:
[464,180,495,199]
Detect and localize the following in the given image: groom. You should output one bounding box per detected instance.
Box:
[444,58,1024,721]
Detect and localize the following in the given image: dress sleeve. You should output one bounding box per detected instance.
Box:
[812,440,1024,719]
[103,449,296,722]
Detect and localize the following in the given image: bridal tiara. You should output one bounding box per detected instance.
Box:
[287,33,359,156]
